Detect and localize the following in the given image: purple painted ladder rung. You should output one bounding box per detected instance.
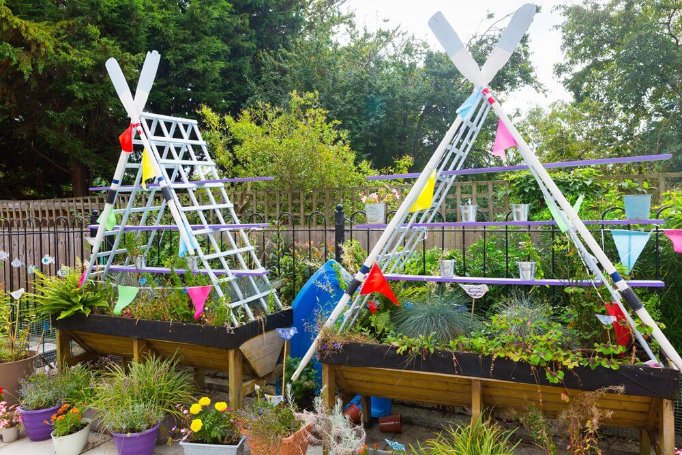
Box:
[354,219,665,229]
[384,274,665,288]
[89,224,268,232]
[89,176,274,191]
[107,266,269,277]
[367,153,672,181]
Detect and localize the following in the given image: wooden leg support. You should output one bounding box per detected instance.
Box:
[658,399,674,455]
[322,364,336,410]
[228,349,243,409]
[132,338,149,363]
[194,368,205,388]
[471,380,482,424]
[55,329,72,368]
[361,395,371,425]
[640,429,651,455]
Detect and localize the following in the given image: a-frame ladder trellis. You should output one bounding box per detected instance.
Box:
[293,3,682,380]
[85,54,280,326]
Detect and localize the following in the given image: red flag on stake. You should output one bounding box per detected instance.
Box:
[491,119,517,160]
[360,264,399,306]
[604,303,632,348]
[187,285,213,320]
[118,123,138,153]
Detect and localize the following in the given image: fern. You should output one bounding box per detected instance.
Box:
[31,270,109,320]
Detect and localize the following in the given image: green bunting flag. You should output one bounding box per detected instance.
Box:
[114,285,139,315]
[544,194,584,233]
[97,209,117,231]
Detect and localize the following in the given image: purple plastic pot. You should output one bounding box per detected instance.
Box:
[111,422,160,455]
[19,404,60,441]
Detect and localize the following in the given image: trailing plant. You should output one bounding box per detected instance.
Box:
[176,396,241,445]
[31,270,109,320]
[50,403,87,437]
[391,290,480,343]
[0,292,37,362]
[283,356,317,411]
[411,418,519,455]
[387,333,438,360]
[91,356,194,433]
[519,405,558,455]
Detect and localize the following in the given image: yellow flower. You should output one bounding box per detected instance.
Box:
[190,419,203,433]
[189,404,202,415]
[198,397,211,407]
[214,401,227,412]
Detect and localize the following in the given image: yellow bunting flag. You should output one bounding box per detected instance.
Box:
[141,148,156,189]
[409,171,436,212]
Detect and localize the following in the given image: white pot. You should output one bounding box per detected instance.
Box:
[51,418,91,455]
[518,261,537,281]
[365,203,386,224]
[439,260,456,278]
[180,436,246,455]
[459,204,478,222]
[0,426,20,442]
[510,203,530,222]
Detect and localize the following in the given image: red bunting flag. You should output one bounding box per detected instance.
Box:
[604,303,632,348]
[118,123,138,153]
[360,264,398,306]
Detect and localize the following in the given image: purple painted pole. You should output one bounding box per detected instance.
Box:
[107,265,268,276]
[89,176,274,191]
[384,274,665,288]
[354,219,665,229]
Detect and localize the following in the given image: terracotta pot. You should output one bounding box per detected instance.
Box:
[0,350,36,405]
[343,403,361,425]
[245,423,311,455]
[378,414,401,433]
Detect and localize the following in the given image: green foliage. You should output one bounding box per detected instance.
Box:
[283,356,317,410]
[91,356,194,433]
[387,333,438,360]
[392,291,480,343]
[661,190,682,229]
[239,400,303,451]
[493,291,554,339]
[51,403,87,437]
[60,364,96,407]
[19,372,65,410]
[0,292,37,362]
[519,406,558,455]
[31,270,109,320]
[180,398,240,445]
[201,92,373,192]
[412,418,519,455]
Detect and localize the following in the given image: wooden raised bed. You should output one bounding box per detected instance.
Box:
[54,309,293,409]
[321,343,680,455]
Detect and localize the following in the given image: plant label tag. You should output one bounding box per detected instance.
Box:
[459,284,489,299]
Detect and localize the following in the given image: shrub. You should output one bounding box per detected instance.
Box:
[19,372,65,410]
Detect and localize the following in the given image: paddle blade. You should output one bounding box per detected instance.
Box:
[134,50,160,114]
[106,58,136,120]
[429,11,484,86]
[480,3,537,84]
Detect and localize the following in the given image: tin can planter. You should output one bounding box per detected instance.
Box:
[517,261,536,280]
[459,204,478,222]
[111,422,160,455]
[0,426,20,443]
[51,418,92,455]
[133,255,146,269]
[664,229,682,254]
[365,203,386,224]
[0,350,36,405]
[343,403,361,425]
[19,403,61,441]
[378,414,401,433]
[439,260,456,278]
[623,194,651,220]
[180,436,246,455]
[510,203,530,222]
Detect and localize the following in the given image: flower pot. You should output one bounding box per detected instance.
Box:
[378,414,401,433]
[664,229,682,254]
[517,261,537,281]
[245,423,311,455]
[0,426,20,443]
[459,204,478,222]
[0,350,36,405]
[623,194,651,220]
[439,259,456,278]
[365,203,386,224]
[19,403,61,441]
[510,203,530,222]
[343,403,361,425]
[51,418,91,455]
[134,255,146,269]
[111,422,160,455]
[180,436,246,455]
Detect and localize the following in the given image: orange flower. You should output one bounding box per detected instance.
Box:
[51,414,57,422]
[56,415,65,421]
[70,408,79,415]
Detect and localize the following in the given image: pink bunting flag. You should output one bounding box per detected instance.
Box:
[491,119,517,160]
[187,285,213,320]
[78,270,86,288]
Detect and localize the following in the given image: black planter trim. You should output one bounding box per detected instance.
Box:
[320,342,680,400]
[54,309,293,350]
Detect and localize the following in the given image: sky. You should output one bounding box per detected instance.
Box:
[344,0,582,112]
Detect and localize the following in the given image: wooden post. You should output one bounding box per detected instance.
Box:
[471,379,482,424]
[228,349,243,409]
[132,338,148,363]
[322,364,336,410]
[639,429,651,455]
[55,329,72,368]
[361,395,371,425]
[658,399,674,455]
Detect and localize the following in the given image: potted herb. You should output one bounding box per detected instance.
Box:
[238,399,310,455]
[50,403,92,455]
[299,395,366,455]
[360,186,400,224]
[91,356,194,455]
[122,233,146,269]
[176,396,245,454]
[0,293,38,405]
[0,388,21,443]
[18,372,66,441]
[32,270,109,320]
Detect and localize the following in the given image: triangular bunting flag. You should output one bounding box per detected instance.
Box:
[611,229,651,274]
[664,229,682,254]
[409,171,436,212]
[118,124,136,153]
[178,222,199,257]
[140,148,157,189]
[544,195,584,233]
[456,90,479,119]
[114,285,139,315]
[97,210,117,231]
[604,303,632,348]
[187,285,213,320]
[360,263,398,305]
[491,119,517,160]
[77,270,86,288]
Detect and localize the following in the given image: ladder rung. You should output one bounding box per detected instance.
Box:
[158,159,216,166]
[95,249,127,258]
[228,289,275,308]
[146,137,206,146]
[182,203,233,211]
[203,246,252,260]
